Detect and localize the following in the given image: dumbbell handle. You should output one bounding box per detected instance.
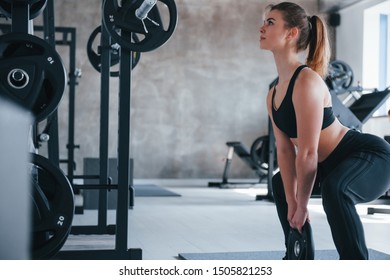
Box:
[135,0,157,20]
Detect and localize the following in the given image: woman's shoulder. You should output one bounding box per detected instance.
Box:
[295,66,328,92]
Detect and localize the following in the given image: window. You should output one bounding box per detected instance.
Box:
[363,1,390,116]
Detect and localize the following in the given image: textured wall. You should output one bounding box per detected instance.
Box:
[1,0,318,179]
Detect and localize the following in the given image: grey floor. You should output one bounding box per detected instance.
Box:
[63,180,390,260]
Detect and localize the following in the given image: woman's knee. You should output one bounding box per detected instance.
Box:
[321,176,346,211]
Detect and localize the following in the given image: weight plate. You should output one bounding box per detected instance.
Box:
[326,60,354,93]
[102,0,178,52]
[287,221,315,260]
[87,25,141,77]
[250,135,278,172]
[30,153,74,259]
[0,0,47,19]
[0,32,67,123]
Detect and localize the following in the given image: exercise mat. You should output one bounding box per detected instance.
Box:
[134,184,181,197]
[82,158,181,209]
[178,249,390,260]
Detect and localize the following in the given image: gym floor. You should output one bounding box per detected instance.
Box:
[63,180,390,260]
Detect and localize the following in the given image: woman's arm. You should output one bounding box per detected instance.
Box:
[266,87,298,220]
[292,69,325,230]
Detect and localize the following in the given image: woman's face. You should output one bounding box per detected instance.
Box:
[259,10,290,51]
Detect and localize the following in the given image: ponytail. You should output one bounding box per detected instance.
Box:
[269,3,331,79]
[306,16,331,79]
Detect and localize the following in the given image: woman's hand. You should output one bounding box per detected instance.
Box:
[290,205,310,233]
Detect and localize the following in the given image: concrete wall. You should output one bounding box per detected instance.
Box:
[2,0,318,179]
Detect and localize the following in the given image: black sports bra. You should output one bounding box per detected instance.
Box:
[271,65,335,138]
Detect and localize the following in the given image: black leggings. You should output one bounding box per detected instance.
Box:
[272,130,390,259]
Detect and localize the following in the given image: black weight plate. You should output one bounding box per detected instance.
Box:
[87,25,141,77]
[326,60,354,92]
[287,221,315,260]
[0,32,67,122]
[0,0,47,19]
[250,135,278,172]
[102,0,178,52]
[30,153,74,260]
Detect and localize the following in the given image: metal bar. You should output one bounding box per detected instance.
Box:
[116,29,133,255]
[98,13,111,232]
[73,175,100,179]
[221,147,234,184]
[10,1,30,33]
[367,207,390,215]
[72,184,118,190]
[70,225,116,235]
[44,0,61,167]
[256,118,274,201]
[267,118,275,198]
[66,28,78,182]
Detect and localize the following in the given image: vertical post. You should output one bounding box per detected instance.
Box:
[379,14,388,91]
[256,118,275,201]
[67,28,78,182]
[221,146,234,184]
[44,0,61,167]
[267,118,275,199]
[10,1,30,33]
[116,36,132,254]
[98,21,111,231]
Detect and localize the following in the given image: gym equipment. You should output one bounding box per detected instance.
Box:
[55,0,152,260]
[287,221,315,260]
[0,0,47,19]
[1,0,74,259]
[208,136,276,188]
[208,120,278,202]
[36,26,81,182]
[102,0,178,52]
[30,153,74,259]
[326,60,354,93]
[0,32,67,123]
[0,0,66,173]
[326,60,390,131]
[250,135,278,173]
[331,86,390,131]
[87,25,141,77]
[29,24,83,212]
[348,88,390,123]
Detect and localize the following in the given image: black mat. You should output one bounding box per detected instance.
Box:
[134,184,181,197]
[81,184,180,209]
[178,249,390,260]
[82,158,181,209]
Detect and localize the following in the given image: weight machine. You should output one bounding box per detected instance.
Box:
[57,0,178,260]
[0,0,178,260]
[327,60,390,131]
[0,0,74,259]
[208,120,277,201]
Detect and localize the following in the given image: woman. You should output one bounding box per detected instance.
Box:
[259,2,390,259]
